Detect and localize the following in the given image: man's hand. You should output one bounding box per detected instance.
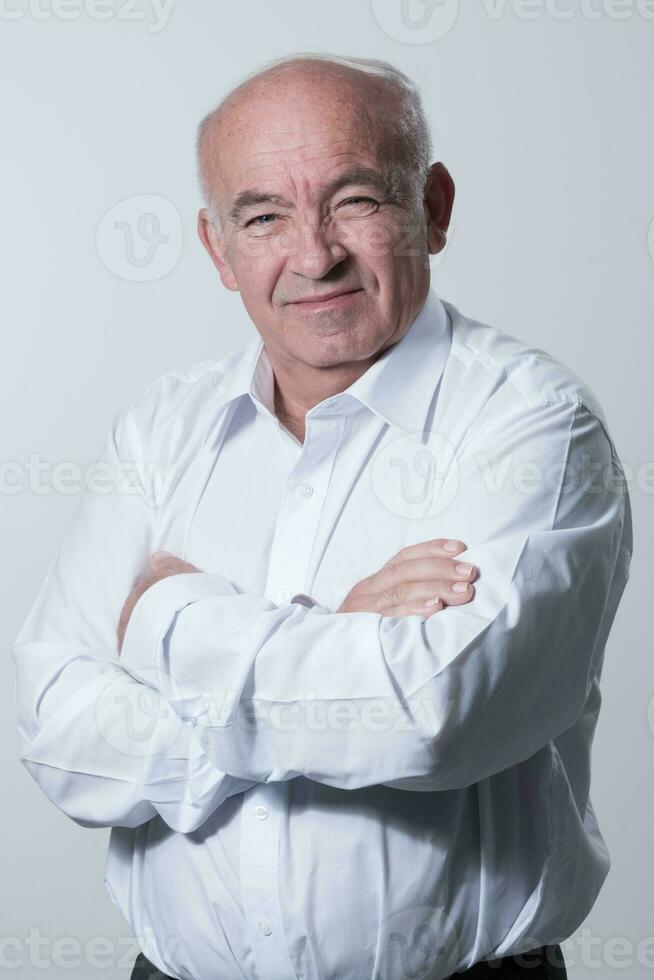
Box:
[116,540,477,653]
[337,538,477,618]
[117,551,199,655]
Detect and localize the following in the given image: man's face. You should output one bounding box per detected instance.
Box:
[199,69,444,371]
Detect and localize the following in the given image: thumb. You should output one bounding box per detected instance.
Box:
[150,550,175,570]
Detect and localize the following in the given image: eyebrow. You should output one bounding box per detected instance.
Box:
[227,166,391,224]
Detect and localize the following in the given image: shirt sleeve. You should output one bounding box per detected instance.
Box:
[11,408,258,832]
[119,398,632,792]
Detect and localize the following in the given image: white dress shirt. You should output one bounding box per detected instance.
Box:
[13,289,632,980]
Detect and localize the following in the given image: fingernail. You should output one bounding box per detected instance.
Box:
[455,563,473,577]
[443,540,460,552]
[151,550,173,561]
[451,582,469,593]
[424,596,442,608]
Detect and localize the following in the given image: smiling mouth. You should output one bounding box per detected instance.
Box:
[289,289,364,308]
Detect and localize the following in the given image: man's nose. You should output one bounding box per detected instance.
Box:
[285,221,348,279]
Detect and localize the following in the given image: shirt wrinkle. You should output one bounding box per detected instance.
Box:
[12,289,630,980]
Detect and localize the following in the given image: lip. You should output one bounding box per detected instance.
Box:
[289,288,363,308]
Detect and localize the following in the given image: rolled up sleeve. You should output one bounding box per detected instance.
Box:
[12,409,257,832]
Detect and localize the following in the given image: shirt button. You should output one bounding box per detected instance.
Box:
[275,588,290,603]
[296,482,314,498]
[257,918,273,937]
[254,804,268,820]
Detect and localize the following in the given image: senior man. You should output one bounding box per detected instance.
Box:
[13,53,631,980]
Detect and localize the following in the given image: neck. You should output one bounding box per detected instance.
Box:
[274,386,306,444]
[270,343,391,445]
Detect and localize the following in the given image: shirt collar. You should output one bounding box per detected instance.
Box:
[212,288,452,435]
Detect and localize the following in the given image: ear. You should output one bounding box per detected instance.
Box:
[423,163,455,255]
[197,208,239,291]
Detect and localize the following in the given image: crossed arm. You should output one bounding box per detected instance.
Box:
[12,397,631,831]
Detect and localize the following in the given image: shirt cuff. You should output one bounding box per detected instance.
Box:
[120,572,239,686]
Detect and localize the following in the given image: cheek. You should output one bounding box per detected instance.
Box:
[227,238,283,297]
[346,215,412,273]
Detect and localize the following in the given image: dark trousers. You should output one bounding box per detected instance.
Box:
[130,943,568,979]
[130,952,174,979]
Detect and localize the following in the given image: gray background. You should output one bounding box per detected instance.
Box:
[1,1,652,977]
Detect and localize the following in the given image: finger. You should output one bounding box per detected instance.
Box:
[375,579,475,612]
[150,551,182,571]
[150,552,197,574]
[384,538,467,566]
[380,583,477,618]
[440,581,475,605]
[339,580,476,616]
[372,557,477,593]
[385,598,445,618]
[397,579,477,607]
[408,579,476,606]
[151,550,175,563]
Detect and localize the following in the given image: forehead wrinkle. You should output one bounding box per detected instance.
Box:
[231,141,384,189]
[229,137,389,190]
[207,70,405,224]
[233,147,387,193]
[240,149,380,184]
[223,122,383,161]
[217,136,380,212]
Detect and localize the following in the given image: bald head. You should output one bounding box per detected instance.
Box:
[196,54,432,229]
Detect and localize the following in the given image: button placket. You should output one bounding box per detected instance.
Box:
[243,417,346,979]
[239,784,296,978]
[265,418,344,606]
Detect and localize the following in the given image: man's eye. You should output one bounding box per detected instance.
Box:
[246,213,278,228]
[340,196,378,209]
[243,198,378,229]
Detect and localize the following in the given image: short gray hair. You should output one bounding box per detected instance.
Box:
[196,51,433,229]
